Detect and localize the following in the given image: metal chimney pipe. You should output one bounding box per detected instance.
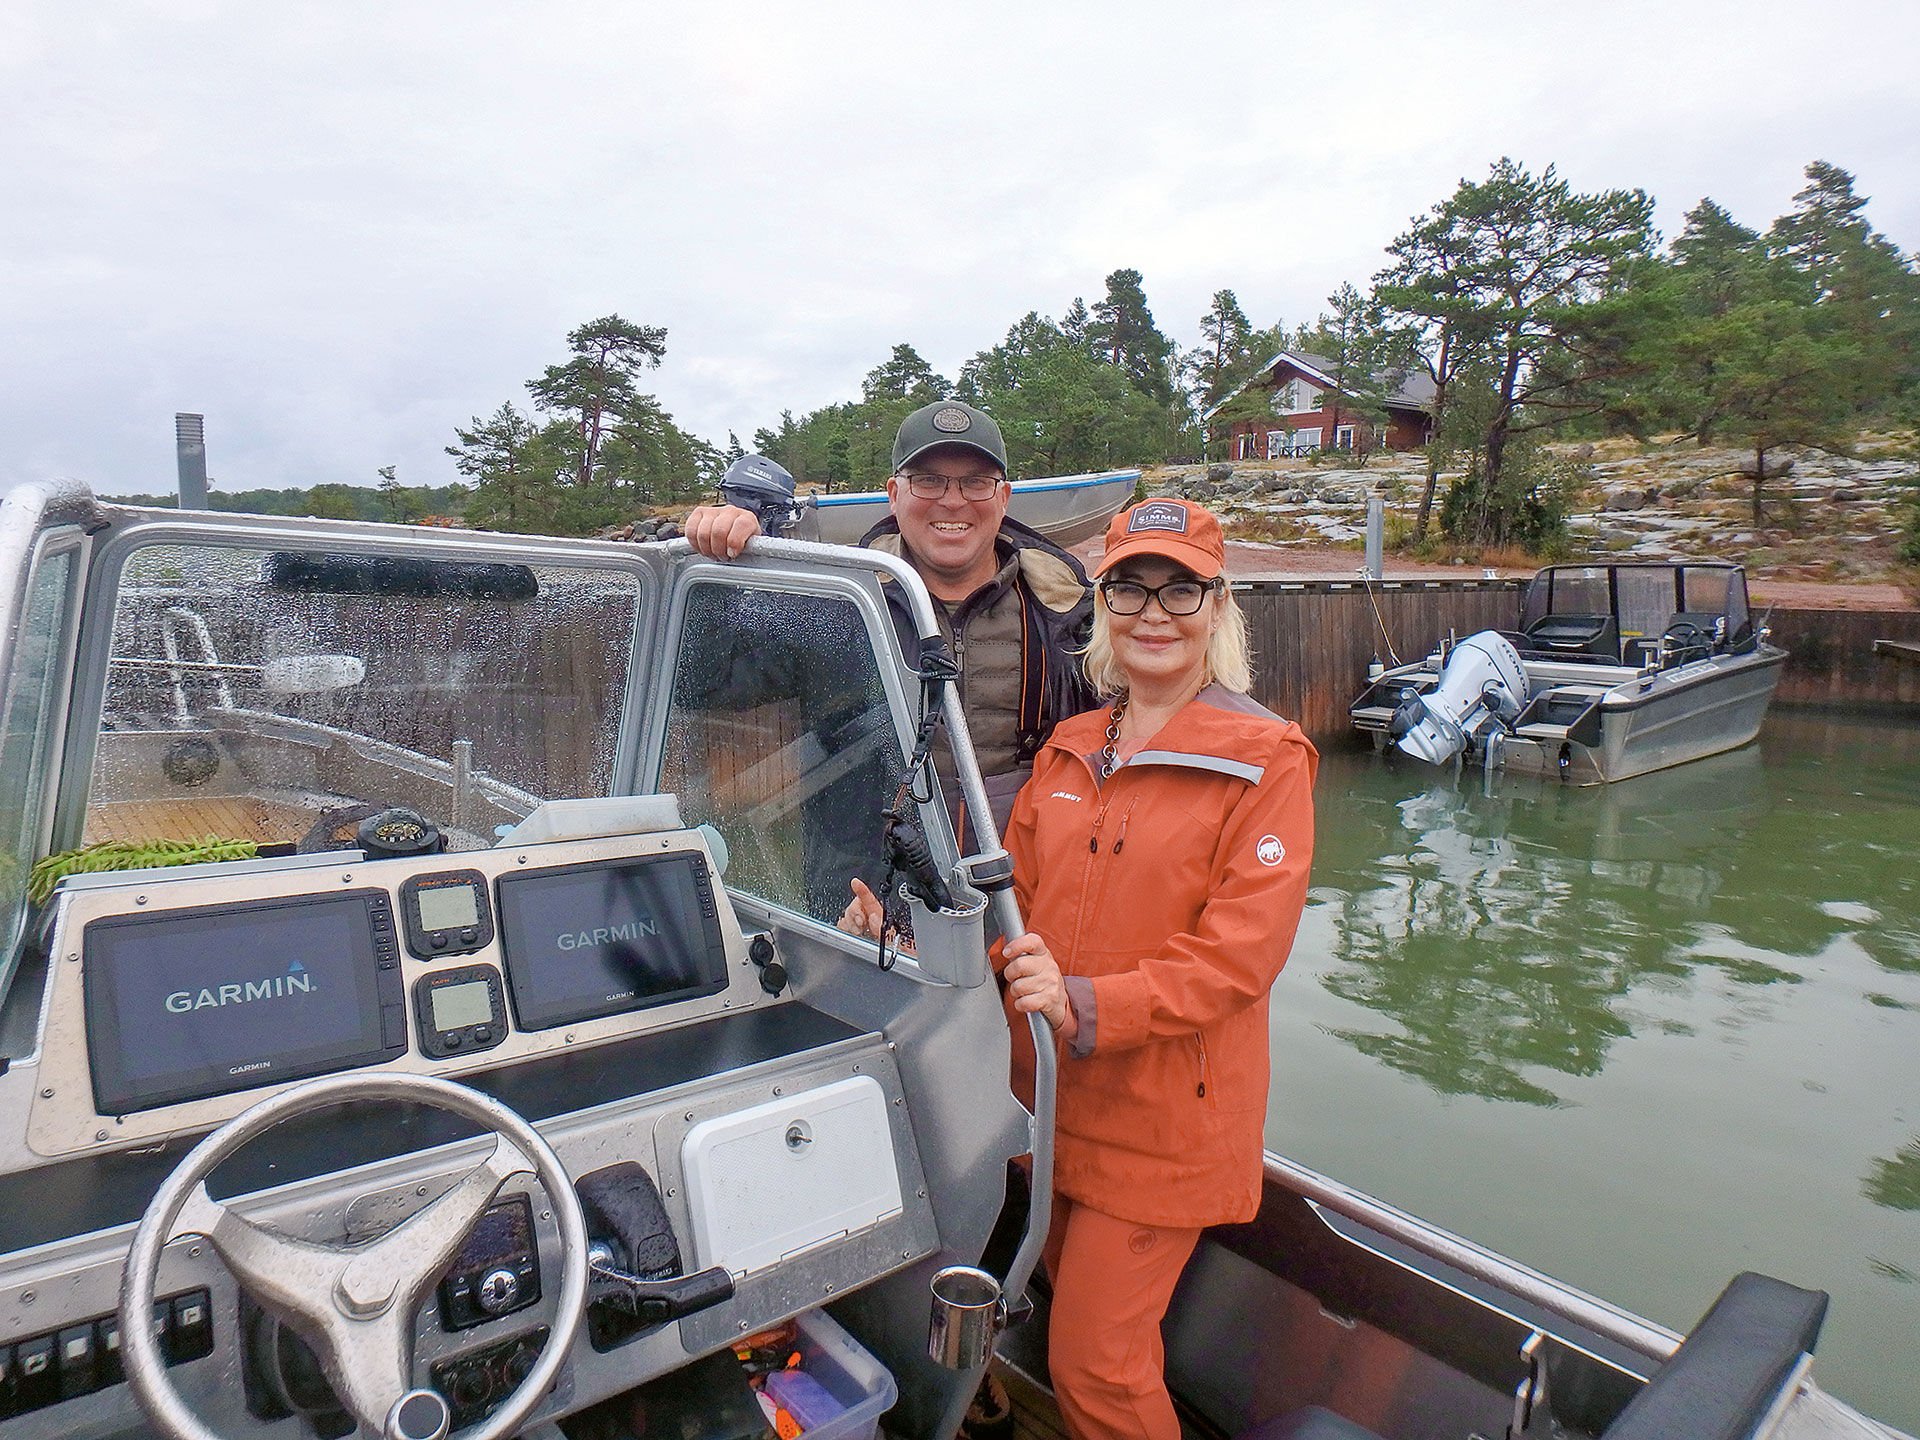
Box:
[175,413,209,510]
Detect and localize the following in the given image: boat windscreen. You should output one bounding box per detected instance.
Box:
[83,543,645,856]
[1615,568,1680,645]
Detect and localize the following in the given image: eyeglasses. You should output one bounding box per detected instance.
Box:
[899,471,1004,501]
[1098,577,1222,616]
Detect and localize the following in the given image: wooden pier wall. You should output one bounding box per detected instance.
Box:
[1765,608,1920,712]
[1235,580,1920,743]
[1237,579,1522,740]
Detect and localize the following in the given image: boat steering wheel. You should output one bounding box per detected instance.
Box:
[118,1072,590,1440]
[1662,619,1713,655]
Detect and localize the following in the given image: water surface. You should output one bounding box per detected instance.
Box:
[1267,711,1920,1430]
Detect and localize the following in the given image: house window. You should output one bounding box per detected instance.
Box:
[1294,428,1320,453]
[1335,425,1356,451]
[1275,380,1299,412]
[1266,430,1285,459]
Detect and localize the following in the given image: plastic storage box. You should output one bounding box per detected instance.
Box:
[557,1307,897,1440]
[779,1308,898,1440]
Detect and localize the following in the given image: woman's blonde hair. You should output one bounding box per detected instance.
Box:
[1082,578,1253,698]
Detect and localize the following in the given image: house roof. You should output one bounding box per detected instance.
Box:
[1203,349,1437,421]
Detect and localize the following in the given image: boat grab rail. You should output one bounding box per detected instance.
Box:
[1261,1151,1684,1365]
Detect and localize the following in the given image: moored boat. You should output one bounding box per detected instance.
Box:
[1350,561,1788,784]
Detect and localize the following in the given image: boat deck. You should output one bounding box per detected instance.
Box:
[82,796,318,847]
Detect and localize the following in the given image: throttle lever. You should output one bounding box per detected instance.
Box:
[585,1244,735,1326]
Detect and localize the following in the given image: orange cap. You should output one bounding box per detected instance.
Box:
[1094,498,1225,579]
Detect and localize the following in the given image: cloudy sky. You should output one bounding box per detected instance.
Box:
[4,1,1916,496]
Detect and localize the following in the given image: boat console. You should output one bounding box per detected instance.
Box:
[2,814,954,1439]
[0,484,1034,1440]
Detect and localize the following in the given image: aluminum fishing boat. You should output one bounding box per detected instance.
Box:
[0,483,1893,1440]
[1350,562,1788,784]
[796,469,1139,547]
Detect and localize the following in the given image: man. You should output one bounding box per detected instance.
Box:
[686,399,1095,841]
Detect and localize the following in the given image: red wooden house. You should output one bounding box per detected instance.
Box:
[1206,350,1436,461]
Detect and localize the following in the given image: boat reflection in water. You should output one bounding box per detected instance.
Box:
[1279,721,1920,1428]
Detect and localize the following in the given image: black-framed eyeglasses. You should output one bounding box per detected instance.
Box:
[899,471,1004,501]
[1098,577,1222,616]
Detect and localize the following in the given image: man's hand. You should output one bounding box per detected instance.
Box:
[838,877,889,942]
[684,504,763,560]
[1001,932,1074,1039]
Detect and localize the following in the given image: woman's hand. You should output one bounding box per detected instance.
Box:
[1001,932,1075,1040]
[838,877,889,942]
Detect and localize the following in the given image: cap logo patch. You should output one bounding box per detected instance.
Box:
[1128,501,1190,535]
[931,406,973,433]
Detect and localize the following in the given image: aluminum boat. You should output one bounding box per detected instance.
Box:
[1350,562,1788,784]
[0,483,1893,1440]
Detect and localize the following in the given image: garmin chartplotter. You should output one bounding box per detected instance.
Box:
[81,890,407,1114]
[494,853,728,1031]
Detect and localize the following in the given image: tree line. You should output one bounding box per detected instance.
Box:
[114,158,1918,556]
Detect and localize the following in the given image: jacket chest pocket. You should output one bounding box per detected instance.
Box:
[1086,794,1222,906]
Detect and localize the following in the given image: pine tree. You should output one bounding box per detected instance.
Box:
[1087,268,1177,404]
[1370,159,1656,547]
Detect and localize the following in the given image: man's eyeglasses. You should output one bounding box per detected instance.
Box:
[1098,577,1222,616]
[899,471,1004,501]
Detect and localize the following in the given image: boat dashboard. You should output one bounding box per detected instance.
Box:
[0,814,954,1439]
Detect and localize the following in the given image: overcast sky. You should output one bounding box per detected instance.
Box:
[4,0,1916,496]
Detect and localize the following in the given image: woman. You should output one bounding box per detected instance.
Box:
[998,498,1317,1440]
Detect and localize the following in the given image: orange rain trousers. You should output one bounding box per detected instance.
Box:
[1043,1193,1202,1440]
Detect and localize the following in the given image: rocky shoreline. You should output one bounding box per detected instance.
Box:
[1144,435,1918,592]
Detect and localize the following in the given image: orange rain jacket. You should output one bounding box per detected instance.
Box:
[1001,686,1318,1228]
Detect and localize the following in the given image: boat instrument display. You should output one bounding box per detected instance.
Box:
[35,829,753,1152]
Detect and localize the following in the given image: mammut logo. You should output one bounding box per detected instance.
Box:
[165,963,314,1014]
[1126,501,1189,535]
[1049,790,1083,803]
[1256,835,1285,867]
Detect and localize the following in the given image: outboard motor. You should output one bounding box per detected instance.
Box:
[1390,631,1530,765]
[718,453,801,536]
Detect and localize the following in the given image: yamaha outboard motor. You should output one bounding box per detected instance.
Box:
[1391,631,1531,765]
[718,453,801,537]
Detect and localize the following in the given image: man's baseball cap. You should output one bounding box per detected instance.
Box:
[891,401,1008,474]
[1094,498,1226,580]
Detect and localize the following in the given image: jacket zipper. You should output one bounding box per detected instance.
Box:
[1064,752,1107,960]
[1111,798,1139,854]
[1196,1033,1211,1099]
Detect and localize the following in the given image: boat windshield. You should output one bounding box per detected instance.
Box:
[1,546,77,985]
[82,542,643,857]
[1522,564,1750,640]
[659,578,910,929]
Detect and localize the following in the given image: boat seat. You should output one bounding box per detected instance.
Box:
[1236,1405,1385,1440]
[1524,613,1619,660]
[1598,1271,1827,1440]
